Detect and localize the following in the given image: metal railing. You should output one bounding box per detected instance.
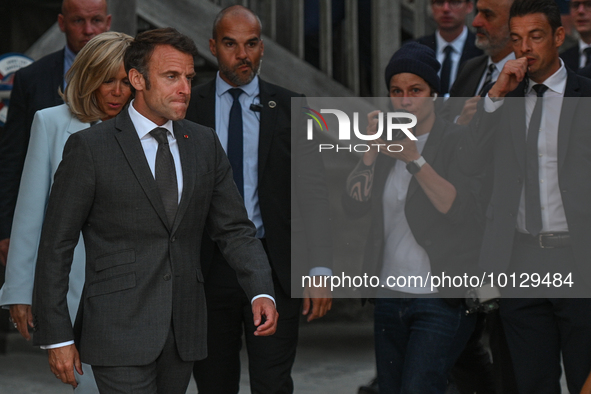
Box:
[207,0,433,97]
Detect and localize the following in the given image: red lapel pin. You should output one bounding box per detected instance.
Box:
[184,135,189,139]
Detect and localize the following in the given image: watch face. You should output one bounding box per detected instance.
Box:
[406,161,420,175]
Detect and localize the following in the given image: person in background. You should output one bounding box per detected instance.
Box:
[0,0,111,266]
[416,0,483,96]
[343,42,483,393]
[0,31,132,394]
[186,6,333,394]
[457,0,591,392]
[560,0,591,71]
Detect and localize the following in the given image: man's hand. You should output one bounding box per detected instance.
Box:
[252,297,278,336]
[9,304,34,340]
[0,238,9,266]
[302,284,332,322]
[48,344,83,388]
[488,57,528,100]
[456,96,481,125]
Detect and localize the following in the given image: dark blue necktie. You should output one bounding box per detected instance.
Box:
[440,45,454,95]
[525,84,548,236]
[227,88,244,198]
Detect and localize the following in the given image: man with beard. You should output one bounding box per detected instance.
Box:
[442,0,516,124]
[416,0,482,96]
[185,5,333,394]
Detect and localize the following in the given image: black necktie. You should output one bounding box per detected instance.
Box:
[440,45,454,95]
[478,63,496,96]
[227,88,244,198]
[150,127,178,227]
[525,84,548,236]
[584,47,591,68]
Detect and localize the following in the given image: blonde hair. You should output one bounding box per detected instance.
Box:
[62,31,133,123]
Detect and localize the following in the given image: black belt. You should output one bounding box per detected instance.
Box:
[514,231,571,248]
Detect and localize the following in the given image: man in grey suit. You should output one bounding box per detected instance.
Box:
[32,28,278,394]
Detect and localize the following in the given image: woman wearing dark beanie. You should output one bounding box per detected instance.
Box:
[343,42,484,393]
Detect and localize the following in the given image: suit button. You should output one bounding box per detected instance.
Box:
[171,236,176,242]
[163,274,171,281]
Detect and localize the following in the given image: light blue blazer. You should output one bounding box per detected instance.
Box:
[0,104,88,323]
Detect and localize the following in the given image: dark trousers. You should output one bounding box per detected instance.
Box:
[374,296,476,394]
[194,247,301,394]
[500,241,591,394]
[92,325,193,394]
[450,310,518,394]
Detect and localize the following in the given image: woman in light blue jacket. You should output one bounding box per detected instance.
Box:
[0,31,132,393]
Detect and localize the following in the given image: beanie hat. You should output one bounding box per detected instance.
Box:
[384,42,441,93]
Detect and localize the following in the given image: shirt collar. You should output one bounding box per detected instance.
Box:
[490,51,515,71]
[64,45,76,67]
[579,38,591,53]
[435,26,467,56]
[128,99,175,140]
[215,72,259,98]
[525,58,567,96]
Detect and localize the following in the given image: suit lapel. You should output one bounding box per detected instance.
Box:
[508,82,528,173]
[194,81,217,128]
[172,123,196,233]
[66,114,89,135]
[114,109,171,230]
[258,80,278,181]
[470,57,489,96]
[557,71,580,172]
[52,49,66,105]
[406,117,445,201]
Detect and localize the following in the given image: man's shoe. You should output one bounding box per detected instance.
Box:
[358,377,379,394]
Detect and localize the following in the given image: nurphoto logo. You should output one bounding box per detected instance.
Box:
[303,107,417,153]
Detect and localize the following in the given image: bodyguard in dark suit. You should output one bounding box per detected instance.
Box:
[33,28,278,394]
[185,6,332,394]
[441,0,516,124]
[0,0,111,265]
[458,1,591,392]
[416,0,483,95]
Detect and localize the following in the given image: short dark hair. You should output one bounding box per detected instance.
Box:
[509,0,562,33]
[124,27,198,91]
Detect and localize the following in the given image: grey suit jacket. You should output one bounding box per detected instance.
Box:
[33,107,274,366]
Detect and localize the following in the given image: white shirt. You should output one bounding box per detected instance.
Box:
[380,133,437,294]
[436,26,468,96]
[484,60,569,234]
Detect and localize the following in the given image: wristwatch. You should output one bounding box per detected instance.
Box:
[406,156,427,175]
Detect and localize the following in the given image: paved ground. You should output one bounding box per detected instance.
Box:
[0,319,571,393]
[0,321,376,394]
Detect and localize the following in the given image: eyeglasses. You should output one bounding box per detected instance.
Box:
[570,1,591,11]
[431,0,468,9]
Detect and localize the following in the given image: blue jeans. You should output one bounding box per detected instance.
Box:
[374,296,476,394]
